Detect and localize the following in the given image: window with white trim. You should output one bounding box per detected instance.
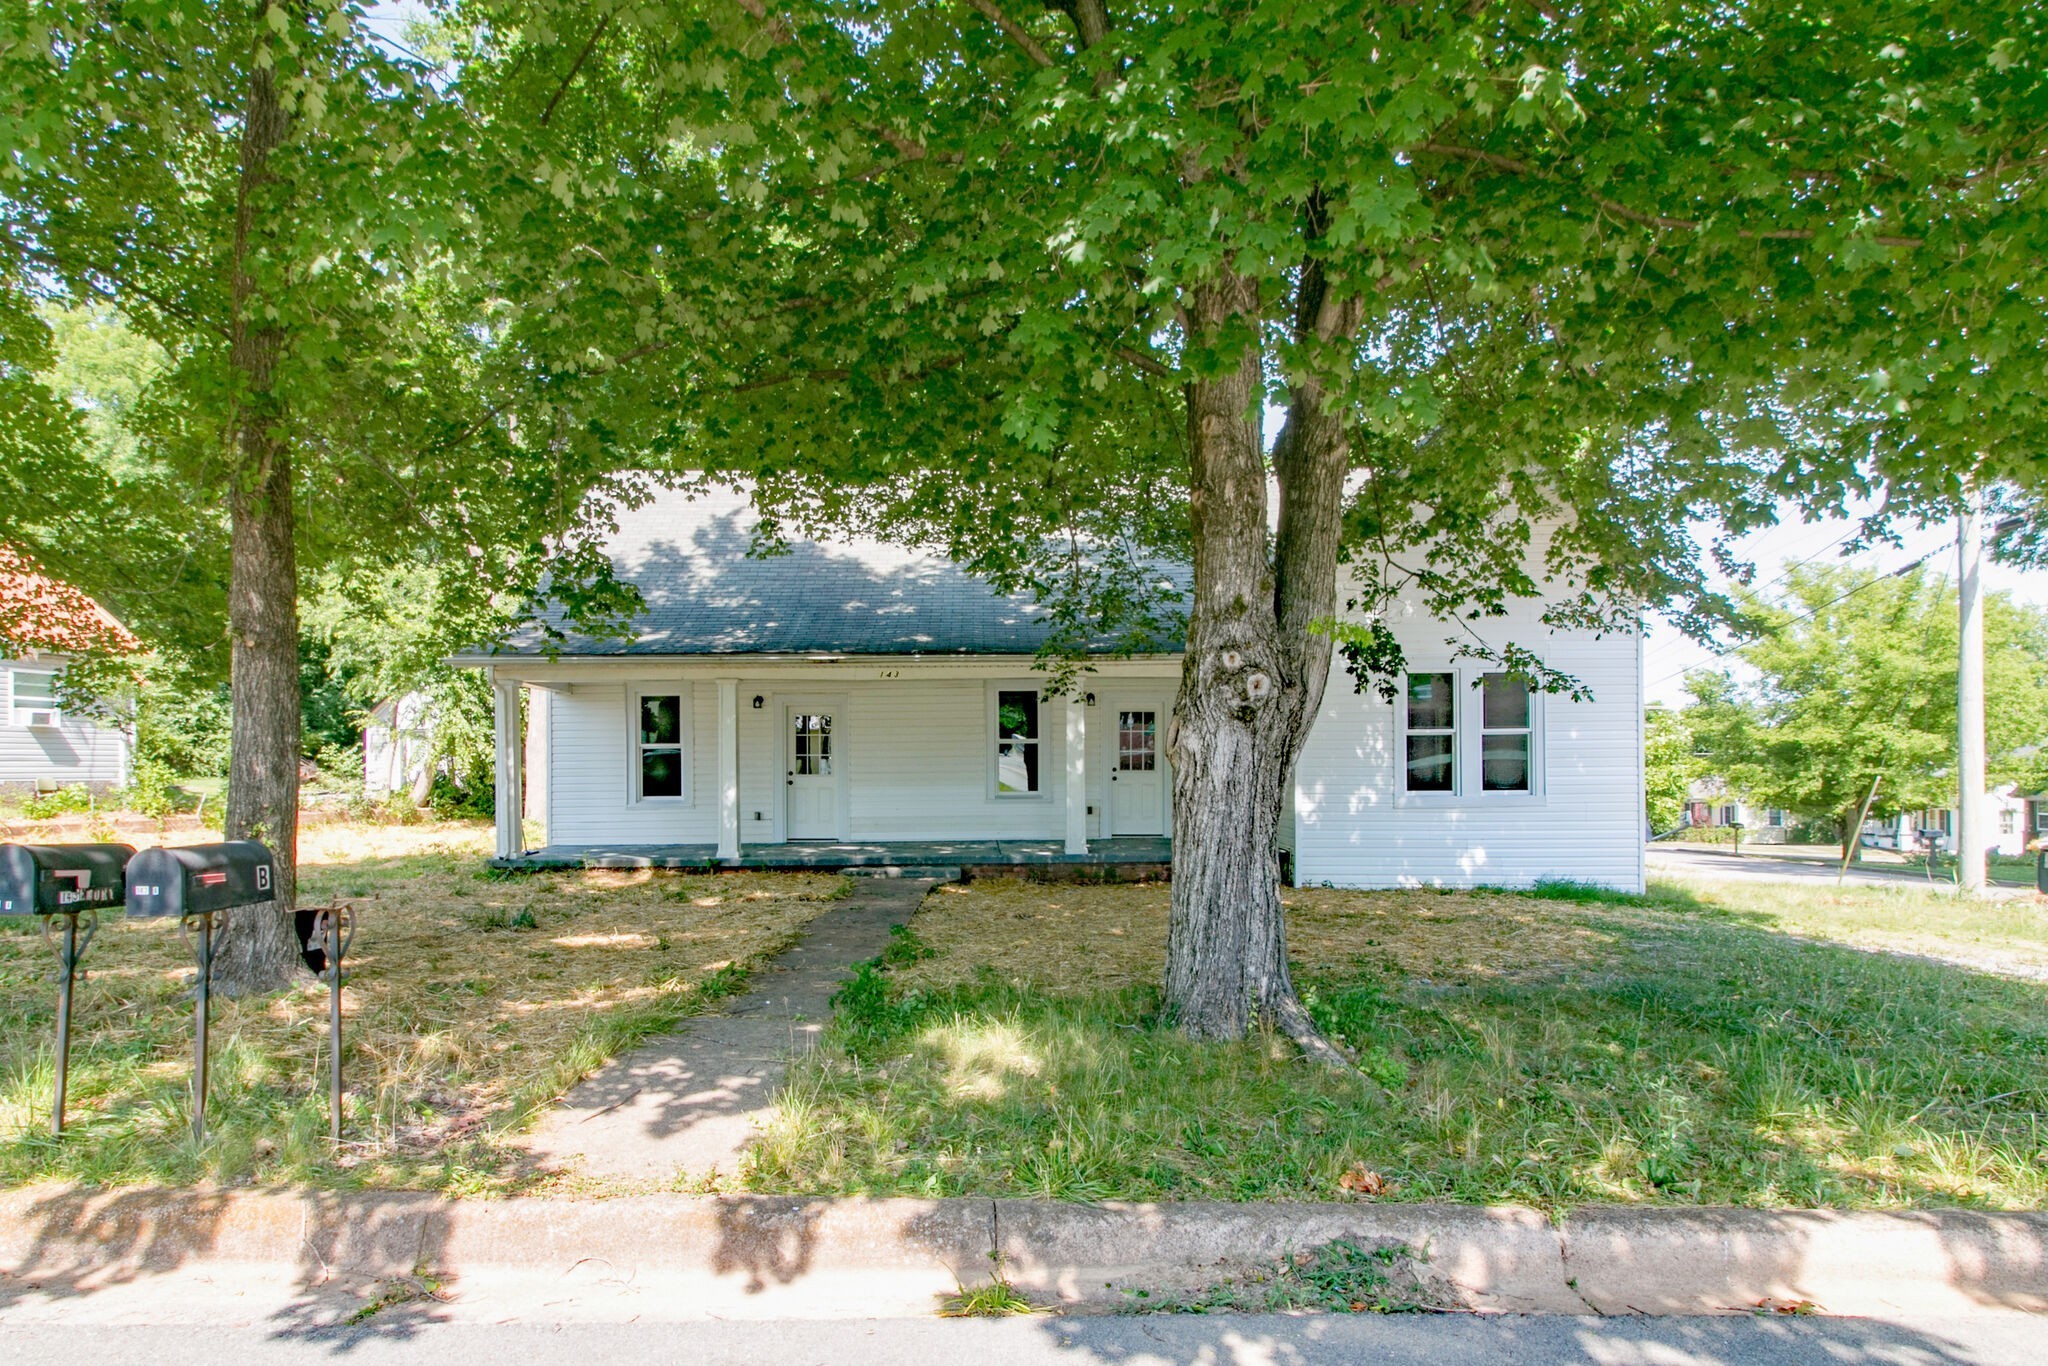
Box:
[1402,668,1542,798]
[632,688,687,801]
[7,666,60,727]
[1402,672,1456,793]
[1479,672,1533,793]
[994,688,1041,796]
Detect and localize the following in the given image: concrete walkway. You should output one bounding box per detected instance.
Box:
[524,875,940,1182]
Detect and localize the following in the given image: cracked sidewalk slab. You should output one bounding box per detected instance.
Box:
[1,1189,2043,1325]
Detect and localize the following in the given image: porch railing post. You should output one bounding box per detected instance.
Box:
[492,675,524,859]
[717,678,741,861]
[1065,695,1088,857]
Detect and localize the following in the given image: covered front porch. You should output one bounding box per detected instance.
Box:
[486,661,1182,865]
[490,835,1173,878]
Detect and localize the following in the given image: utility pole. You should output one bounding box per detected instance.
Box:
[1957,498,1988,893]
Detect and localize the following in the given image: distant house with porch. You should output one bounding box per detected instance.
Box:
[0,548,136,793]
[454,486,1647,890]
[1863,785,2038,858]
[1683,777,1794,841]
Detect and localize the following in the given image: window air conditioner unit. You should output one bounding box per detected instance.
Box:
[22,709,60,729]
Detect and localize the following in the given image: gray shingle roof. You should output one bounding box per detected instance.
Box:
[497,485,1186,657]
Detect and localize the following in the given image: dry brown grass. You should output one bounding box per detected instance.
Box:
[889,879,1620,994]
[0,820,845,1189]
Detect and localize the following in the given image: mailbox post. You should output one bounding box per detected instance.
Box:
[0,843,135,1134]
[126,841,278,1143]
[308,901,357,1144]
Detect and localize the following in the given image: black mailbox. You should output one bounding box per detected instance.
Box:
[1,843,135,916]
[126,842,278,919]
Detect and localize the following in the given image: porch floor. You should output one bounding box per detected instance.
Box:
[492,836,1173,877]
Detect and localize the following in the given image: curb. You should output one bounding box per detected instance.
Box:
[1,1187,2042,1322]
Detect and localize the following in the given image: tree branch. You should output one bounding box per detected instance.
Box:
[539,14,613,127]
[1414,142,1927,249]
[1115,344,1173,378]
[1045,0,1111,49]
[731,354,965,393]
[967,0,1055,67]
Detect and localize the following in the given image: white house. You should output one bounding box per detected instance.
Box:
[363,692,437,803]
[1683,778,1795,841]
[1864,785,2037,858]
[0,551,134,794]
[454,486,1646,891]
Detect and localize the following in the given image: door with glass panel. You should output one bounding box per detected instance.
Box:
[784,708,840,839]
[1109,706,1167,835]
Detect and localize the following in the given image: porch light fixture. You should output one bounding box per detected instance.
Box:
[1085,693,1097,706]
[752,695,764,709]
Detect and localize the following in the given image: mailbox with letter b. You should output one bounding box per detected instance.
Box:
[127,841,276,919]
[126,841,277,1142]
[0,842,135,1135]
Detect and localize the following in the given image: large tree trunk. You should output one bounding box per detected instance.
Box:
[1163,271,1355,1061]
[215,16,302,995]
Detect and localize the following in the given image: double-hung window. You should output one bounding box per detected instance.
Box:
[994,688,1041,796]
[7,666,60,727]
[633,688,687,801]
[1403,672,1457,793]
[1402,669,1540,797]
[1479,672,1533,793]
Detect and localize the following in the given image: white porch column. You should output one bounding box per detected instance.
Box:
[716,677,741,862]
[492,675,524,859]
[1065,695,1089,856]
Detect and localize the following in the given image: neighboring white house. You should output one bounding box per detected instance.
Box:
[1863,785,2036,858]
[0,550,135,794]
[363,692,436,802]
[1683,778,1795,841]
[453,485,1646,891]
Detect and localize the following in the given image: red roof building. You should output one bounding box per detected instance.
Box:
[0,547,137,657]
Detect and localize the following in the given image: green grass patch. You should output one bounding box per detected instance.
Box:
[1134,1239,1432,1314]
[750,888,2048,1210]
[1646,874,2048,971]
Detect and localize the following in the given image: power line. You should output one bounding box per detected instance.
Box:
[1645,538,1954,694]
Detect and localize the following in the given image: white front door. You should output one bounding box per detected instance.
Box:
[1109,707,1167,835]
[785,708,840,840]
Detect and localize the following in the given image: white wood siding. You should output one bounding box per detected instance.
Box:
[0,660,131,791]
[545,681,720,844]
[545,676,1091,845]
[1289,595,1644,892]
[524,615,1645,890]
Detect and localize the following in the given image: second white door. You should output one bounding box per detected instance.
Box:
[785,708,840,839]
[1109,707,1166,835]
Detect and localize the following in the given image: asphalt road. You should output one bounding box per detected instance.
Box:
[3,1315,2041,1365]
[1647,845,2035,897]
